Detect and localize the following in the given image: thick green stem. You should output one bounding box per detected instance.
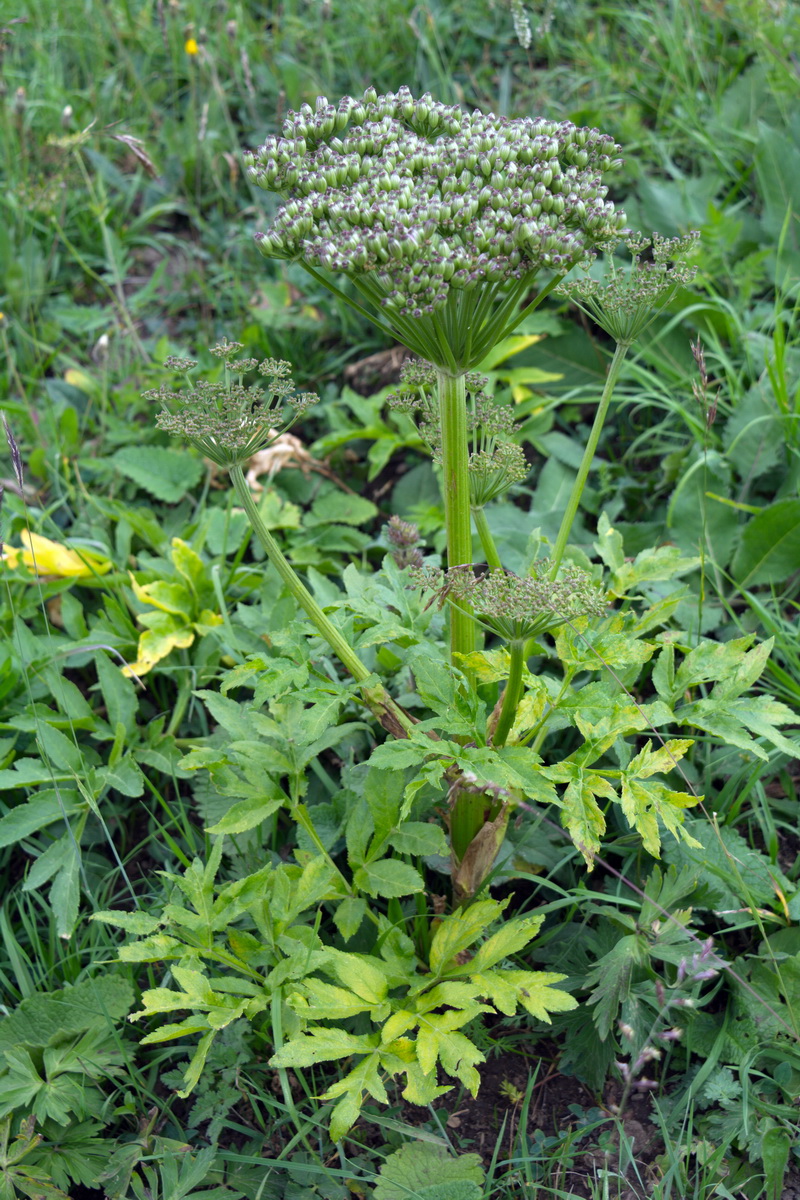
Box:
[491,639,526,749]
[436,369,476,666]
[549,340,630,577]
[229,464,415,736]
[472,506,502,570]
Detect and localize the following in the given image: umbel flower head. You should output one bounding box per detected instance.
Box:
[556,231,700,346]
[149,341,318,470]
[388,359,528,506]
[245,88,628,371]
[412,560,606,643]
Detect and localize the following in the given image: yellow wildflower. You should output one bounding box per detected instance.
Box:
[184,37,199,55]
[1,531,112,579]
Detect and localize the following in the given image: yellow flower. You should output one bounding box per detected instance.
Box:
[184,36,199,55]
[1,531,112,579]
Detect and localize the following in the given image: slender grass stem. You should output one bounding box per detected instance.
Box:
[549,340,630,575]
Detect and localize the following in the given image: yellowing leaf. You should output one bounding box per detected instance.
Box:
[129,574,192,617]
[478,333,545,369]
[476,969,577,1021]
[64,367,98,395]
[122,618,195,677]
[429,899,506,976]
[325,951,388,1004]
[1,531,112,579]
[620,777,702,858]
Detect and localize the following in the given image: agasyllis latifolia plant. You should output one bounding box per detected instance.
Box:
[100,90,799,1140]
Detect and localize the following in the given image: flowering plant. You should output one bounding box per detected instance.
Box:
[114,89,797,1142]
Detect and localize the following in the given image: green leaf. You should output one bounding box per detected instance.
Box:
[416,1009,486,1093]
[585,934,648,1040]
[388,822,449,857]
[49,848,81,938]
[332,897,367,942]
[374,1143,484,1200]
[324,950,389,1004]
[543,763,616,866]
[321,1050,389,1141]
[429,900,505,976]
[270,1027,379,1068]
[664,818,787,911]
[673,635,756,695]
[92,910,161,935]
[307,491,378,526]
[474,968,577,1020]
[353,859,424,899]
[555,614,654,672]
[113,445,204,502]
[732,499,800,585]
[292,979,375,1020]
[620,776,701,858]
[762,1125,791,1200]
[36,723,84,774]
[0,790,82,847]
[95,651,138,736]
[679,694,800,760]
[205,790,284,834]
[457,914,543,975]
[0,976,134,1052]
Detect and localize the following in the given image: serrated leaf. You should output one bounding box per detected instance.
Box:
[475,968,577,1020]
[459,914,543,974]
[388,821,450,857]
[0,976,134,1052]
[0,790,82,847]
[544,765,616,866]
[374,1142,484,1200]
[324,951,389,1004]
[555,615,654,671]
[322,1050,388,1141]
[292,979,374,1020]
[679,695,800,760]
[333,897,367,942]
[353,859,424,899]
[205,790,284,834]
[92,910,162,935]
[416,1012,485,1093]
[673,636,756,694]
[113,445,203,502]
[400,1061,453,1107]
[429,899,505,976]
[585,934,648,1040]
[270,1027,378,1068]
[664,818,786,910]
[118,934,184,962]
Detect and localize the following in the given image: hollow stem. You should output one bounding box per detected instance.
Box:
[472,506,502,570]
[491,638,525,749]
[549,340,630,576]
[229,463,415,736]
[436,368,475,667]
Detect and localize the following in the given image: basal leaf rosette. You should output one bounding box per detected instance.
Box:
[245,87,628,370]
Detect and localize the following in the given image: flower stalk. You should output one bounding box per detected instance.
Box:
[549,339,630,575]
[436,368,475,666]
[229,463,415,738]
[490,638,526,749]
